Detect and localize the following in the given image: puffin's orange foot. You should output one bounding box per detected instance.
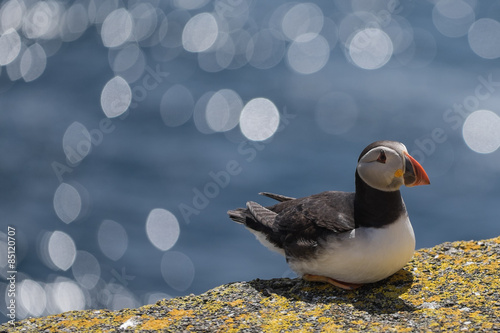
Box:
[302,274,363,290]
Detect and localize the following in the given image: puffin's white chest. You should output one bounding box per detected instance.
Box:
[289,215,415,284]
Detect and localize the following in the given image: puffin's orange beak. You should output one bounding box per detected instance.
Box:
[403,152,430,187]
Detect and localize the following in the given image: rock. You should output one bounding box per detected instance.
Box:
[2,237,500,332]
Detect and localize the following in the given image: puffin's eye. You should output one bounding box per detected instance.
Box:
[377,150,386,163]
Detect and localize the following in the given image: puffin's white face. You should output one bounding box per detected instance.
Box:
[356,144,407,192]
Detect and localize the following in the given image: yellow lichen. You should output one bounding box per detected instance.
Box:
[140,318,172,330]
[56,317,102,330]
[168,308,194,320]
[320,322,344,332]
[201,299,225,313]
[228,299,244,307]
[217,313,255,333]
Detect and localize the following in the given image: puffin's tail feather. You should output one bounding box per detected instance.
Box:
[259,192,295,202]
[228,207,269,233]
[228,202,278,234]
[227,208,247,224]
[246,201,277,229]
[228,203,283,251]
[229,192,293,224]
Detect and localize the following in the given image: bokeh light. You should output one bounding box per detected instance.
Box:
[462,110,500,154]
[468,18,500,59]
[160,84,194,127]
[145,292,172,305]
[173,0,209,10]
[101,8,133,48]
[129,2,158,42]
[108,44,146,83]
[142,10,168,49]
[0,233,7,279]
[338,11,378,46]
[5,41,25,80]
[49,277,86,313]
[47,231,77,271]
[60,3,89,42]
[0,28,21,66]
[0,0,25,32]
[432,0,475,38]
[213,0,250,31]
[239,98,280,142]
[92,1,120,25]
[286,34,330,74]
[193,91,216,134]
[18,279,47,318]
[23,1,62,40]
[161,9,189,50]
[348,28,393,70]
[146,208,180,251]
[386,16,413,55]
[396,28,437,68]
[223,29,252,70]
[182,12,218,52]
[20,43,46,82]
[160,251,195,291]
[101,76,132,118]
[205,89,243,132]
[214,33,236,70]
[106,287,138,311]
[197,31,237,72]
[53,183,82,224]
[18,279,46,317]
[281,3,324,42]
[246,29,286,69]
[321,18,339,51]
[62,122,91,165]
[71,251,101,290]
[98,219,128,261]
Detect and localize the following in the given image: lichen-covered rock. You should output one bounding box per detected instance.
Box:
[2,237,500,332]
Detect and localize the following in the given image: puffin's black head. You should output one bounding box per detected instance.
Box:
[356,140,430,192]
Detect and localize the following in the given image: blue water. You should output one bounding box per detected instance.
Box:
[1,0,500,324]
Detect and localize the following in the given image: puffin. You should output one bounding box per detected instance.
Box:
[227,140,430,290]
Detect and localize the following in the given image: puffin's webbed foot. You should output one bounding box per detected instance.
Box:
[302,274,363,290]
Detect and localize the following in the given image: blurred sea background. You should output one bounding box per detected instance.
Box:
[1,0,500,323]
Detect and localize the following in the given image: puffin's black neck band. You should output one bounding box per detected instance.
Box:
[354,171,405,228]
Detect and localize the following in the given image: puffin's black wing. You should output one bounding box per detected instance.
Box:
[271,191,355,232]
[228,191,356,259]
[271,191,355,258]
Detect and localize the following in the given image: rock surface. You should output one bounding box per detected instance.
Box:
[2,237,500,332]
